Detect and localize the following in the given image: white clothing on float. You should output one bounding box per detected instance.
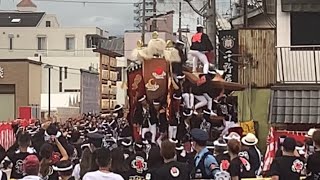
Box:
[189,50,209,74]
[182,93,194,109]
[141,121,157,143]
[194,94,213,111]
[168,126,178,140]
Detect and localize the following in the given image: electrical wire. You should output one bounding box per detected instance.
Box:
[33,0,200,5]
[251,0,276,28]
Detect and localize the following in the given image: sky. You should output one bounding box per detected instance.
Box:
[0,0,230,35]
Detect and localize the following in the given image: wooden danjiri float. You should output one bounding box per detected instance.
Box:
[128,31,245,124]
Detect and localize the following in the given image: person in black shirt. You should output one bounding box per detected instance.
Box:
[270,137,304,180]
[306,130,320,180]
[190,24,213,74]
[150,139,189,180]
[127,141,149,179]
[240,133,262,176]
[275,135,287,157]
[7,133,36,179]
[53,160,75,180]
[0,145,8,180]
[213,139,230,169]
[133,95,158,143]
[227,139,256,180]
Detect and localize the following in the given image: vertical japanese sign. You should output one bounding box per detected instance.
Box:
[80,69,100,114]
[218,30,239,82]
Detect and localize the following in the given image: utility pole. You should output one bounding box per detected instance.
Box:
[44,64,53,118]
[141,0,146,45]
[178,1,182,40]
[207,0,217,62]
[152,0,157,31]
[243,0,248,27]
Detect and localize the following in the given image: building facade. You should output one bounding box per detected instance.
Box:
[0,59,42,120]
[0,0,108,113]
[268,0,320,128]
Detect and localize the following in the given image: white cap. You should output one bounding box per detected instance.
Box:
[196,24,204,28]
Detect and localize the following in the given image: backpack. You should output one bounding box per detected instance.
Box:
[214,170,231,180]
[214,159,231,180]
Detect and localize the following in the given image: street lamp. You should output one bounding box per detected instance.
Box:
[44,64,53,118]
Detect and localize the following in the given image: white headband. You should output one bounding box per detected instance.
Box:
[138,95,146,102]
[87,128,98,134]
[52,165,73,171]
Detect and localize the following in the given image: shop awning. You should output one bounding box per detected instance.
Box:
[282,0,320,12]
[269,85,320,124]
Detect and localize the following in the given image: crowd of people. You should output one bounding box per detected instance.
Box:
[0,110,319,180]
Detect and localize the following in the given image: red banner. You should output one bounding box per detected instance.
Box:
[0,123,15,150]
[127,66,146,140]
[263,128,306,172]
[19,106,32,120]
[143,58,168,102]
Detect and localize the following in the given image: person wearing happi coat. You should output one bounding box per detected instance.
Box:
[113,104,132,140]
[153,100,168,146]
[192,68,217,116]
[189,24,214,74]
[168,93,183,143]
[133,95,158,143]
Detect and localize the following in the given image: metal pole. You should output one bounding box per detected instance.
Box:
[48,67,51,118]
[178,1,182,40]
[243,0,248,27]
[152,0,157,31]
[207,0,216,55]
[141,0,146,45]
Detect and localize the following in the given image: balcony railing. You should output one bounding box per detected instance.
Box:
[277,46,320,83]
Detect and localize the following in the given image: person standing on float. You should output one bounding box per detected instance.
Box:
[189,24,214,74]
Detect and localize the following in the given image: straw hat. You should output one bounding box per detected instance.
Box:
[241,133,258,146]
[305,128,317,138]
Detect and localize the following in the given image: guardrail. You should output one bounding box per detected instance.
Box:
[277,46,320,83]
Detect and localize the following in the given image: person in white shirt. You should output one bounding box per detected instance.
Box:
[20,155,41,180]
[82,148,123,180]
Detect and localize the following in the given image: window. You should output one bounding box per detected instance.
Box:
[59,67,62,81]
[66,37,75,50]
[86,35,100,48]
[37,37,47,50]
[59,82,62,92]
[46,21,51,27]
[64,67,68,79]
[9,37,13,50]
[64,89,80,92]
[291,12,320,46]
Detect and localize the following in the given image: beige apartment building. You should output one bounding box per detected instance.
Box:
[0,0,108,116]
[0,59,42,120]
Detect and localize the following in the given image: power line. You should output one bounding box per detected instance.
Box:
[33,0,191,5]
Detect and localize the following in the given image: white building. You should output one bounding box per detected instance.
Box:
[0,0,108,112]
[276,0,320,83]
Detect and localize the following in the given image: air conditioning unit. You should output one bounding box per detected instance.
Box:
[134,16,141,21]
[134,22,141,28]
[134,9,141,14]
[133,2,141,7]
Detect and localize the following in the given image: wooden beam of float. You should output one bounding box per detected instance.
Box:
[183,71,246,91]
